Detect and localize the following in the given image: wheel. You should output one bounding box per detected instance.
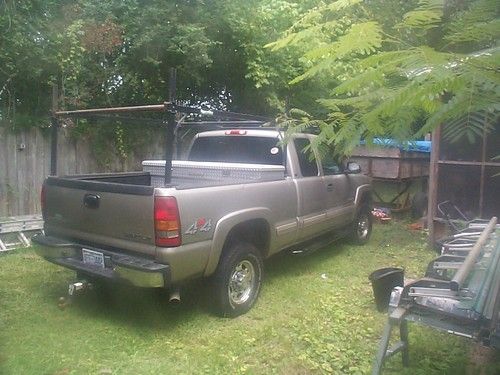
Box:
[213,242,263,317]
[351,206,372,245]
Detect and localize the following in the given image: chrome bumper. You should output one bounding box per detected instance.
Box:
[32,234,169,288]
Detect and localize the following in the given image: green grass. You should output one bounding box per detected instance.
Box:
[1,222,498,374]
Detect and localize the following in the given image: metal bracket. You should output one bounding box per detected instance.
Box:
[58,280,92,310]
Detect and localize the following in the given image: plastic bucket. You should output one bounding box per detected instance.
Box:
[369,267,404,312]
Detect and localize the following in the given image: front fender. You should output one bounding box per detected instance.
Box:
[203,207,273,277]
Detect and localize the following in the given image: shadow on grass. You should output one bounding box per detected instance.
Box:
[78,285,199,323]
[32,237,357,329]
[265,241,349,280]
[31,274,213,331]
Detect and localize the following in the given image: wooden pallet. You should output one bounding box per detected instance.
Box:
[0,215,44,252]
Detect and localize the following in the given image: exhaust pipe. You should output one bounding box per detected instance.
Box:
[169,288,181,303]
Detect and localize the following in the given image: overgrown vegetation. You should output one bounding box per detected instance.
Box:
[0,0,320,158]
[2,1,497,157]
[1,223,498,374]
[268,0,499,154]
[0,0,317,124]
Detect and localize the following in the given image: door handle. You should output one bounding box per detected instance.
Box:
[83,193,100,209]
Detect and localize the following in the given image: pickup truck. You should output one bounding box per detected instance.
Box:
[33,128,372,317]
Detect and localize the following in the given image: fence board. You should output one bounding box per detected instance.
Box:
[0,128,9,215]
[0,125,166,217]
[6,130,19,215]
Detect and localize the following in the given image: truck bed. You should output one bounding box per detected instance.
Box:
[51,160,286,191]
[46,172,155,194]
[42,160,287,256]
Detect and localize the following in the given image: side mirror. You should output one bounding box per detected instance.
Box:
[345,162,361,174]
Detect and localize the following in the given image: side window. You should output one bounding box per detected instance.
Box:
[322,153,343,175]
[294,138,319,177]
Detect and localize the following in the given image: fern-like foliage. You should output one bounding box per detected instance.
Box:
[445,0,500,46]
[327,0,363,12]
[441,112,496,144]
[401,0,444,30]
[268,0,500,155]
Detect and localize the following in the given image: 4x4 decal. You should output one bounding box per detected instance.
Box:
[185,218,213,235]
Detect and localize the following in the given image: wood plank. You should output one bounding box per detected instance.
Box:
[0,127,8,216]
[7,129,19,216]
[34,127,46,213]
[438,160,500,166]
[17,131,28,215]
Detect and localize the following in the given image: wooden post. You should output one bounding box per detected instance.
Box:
[479,116,489,217]
[50,85,59,176]
[427,125,441,247]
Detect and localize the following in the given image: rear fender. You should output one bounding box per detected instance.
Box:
[203,208,273,277]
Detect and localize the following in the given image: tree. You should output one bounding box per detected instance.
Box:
[267,0,500,155]
[205,0,325,114]
[1,0,324,159]
[0,0,61,127]
[0,0,316,124]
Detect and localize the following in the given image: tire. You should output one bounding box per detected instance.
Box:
[351,206,373,245]
[213,242,263,318]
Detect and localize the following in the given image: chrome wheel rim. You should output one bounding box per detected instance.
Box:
[228,260,255,307]
[357,214,370,239]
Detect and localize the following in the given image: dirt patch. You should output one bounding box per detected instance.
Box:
[467,343,499,375]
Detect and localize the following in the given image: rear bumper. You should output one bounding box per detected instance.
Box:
[32,234,170,288]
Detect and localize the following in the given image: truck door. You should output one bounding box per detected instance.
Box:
[292,137,329,240]
[321,154,356,227]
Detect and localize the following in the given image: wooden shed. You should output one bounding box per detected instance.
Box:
[427,115,500,245]
[351,139,430,212]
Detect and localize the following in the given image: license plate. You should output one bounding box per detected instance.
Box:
[82,248,105,269]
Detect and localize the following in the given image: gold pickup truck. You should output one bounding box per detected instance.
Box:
[34,129,372,317]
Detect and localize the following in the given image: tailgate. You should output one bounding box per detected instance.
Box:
[43,177,156,257]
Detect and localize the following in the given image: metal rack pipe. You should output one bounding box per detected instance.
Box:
[450,216,498,291]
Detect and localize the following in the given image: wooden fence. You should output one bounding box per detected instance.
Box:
[0,126,166,217]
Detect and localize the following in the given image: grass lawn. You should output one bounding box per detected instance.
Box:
[1,222,499,374]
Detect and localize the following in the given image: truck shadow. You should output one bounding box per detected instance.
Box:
[34,274,213,331]
[265,242,348,280]
[71,280,212,328]
[37,241,349,330]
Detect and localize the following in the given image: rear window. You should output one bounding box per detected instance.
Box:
[188,136,283,165]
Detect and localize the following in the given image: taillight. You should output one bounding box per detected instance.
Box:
[41,184,47,220]
[154,196,181,247]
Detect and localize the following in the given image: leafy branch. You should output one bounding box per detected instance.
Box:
[269,0,499,155]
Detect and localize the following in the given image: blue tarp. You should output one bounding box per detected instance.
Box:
[363,138,432,153]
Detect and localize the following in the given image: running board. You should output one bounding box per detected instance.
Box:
[290,229,348,256]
